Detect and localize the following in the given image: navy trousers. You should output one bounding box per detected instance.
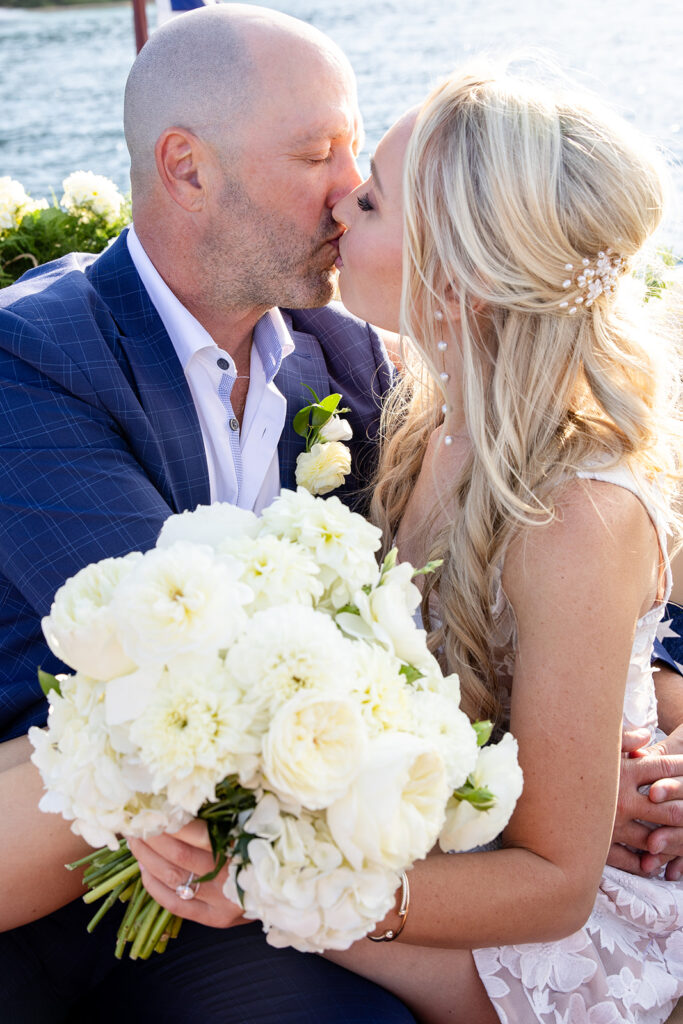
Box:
[0,898,417,1023]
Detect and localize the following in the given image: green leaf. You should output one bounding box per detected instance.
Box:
[473,720,493,747]
[336,602,360,615]
[318,393,342,413]
[452,778,496,811]
[399,664,425,685]
[301,383,321,403]
[292,406,313,437]
[38,667,61,698]
[310,405,333,428]
[412,559,444,578]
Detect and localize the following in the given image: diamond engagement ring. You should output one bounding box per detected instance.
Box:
[175,872,199,901]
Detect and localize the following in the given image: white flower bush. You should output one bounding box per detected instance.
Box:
[30,488,523,956]
[61,171,125,226]
[0,176,47,231]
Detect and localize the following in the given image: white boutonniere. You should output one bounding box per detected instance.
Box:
[294,387,353,496]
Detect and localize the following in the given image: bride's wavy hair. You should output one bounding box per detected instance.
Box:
[371,60,682,724]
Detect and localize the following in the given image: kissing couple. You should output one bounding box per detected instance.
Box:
[0,4,682,1023]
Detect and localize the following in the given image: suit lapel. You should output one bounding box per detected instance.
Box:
[275,315,331,491]
[88,233,211,512]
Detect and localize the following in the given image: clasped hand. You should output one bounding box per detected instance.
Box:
[127,820,245,929]
[609,723,683,880]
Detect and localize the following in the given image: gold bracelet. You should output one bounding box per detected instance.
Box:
[367,871,410,942]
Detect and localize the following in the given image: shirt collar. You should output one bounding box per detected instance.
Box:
[126,224,294,376]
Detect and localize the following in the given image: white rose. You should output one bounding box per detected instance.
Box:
[157,502,259,550]
[111,542,251,666]
[41,553,142,680]
[327,733,448,871]
[258,489,381,609]
[225,806,399,952]
[318,415,353,442]
[262,692,367,809]
[61,171,125,226]
[438,733,523,852]
[295,441,351,496]
[336,562,439,674]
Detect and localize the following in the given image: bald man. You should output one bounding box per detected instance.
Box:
[0,6,415,1022]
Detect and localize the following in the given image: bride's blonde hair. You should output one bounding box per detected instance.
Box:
[371,60,682,724]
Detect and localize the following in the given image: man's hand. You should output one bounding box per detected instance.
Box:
[608,725,683,880]
[127,820,246,928]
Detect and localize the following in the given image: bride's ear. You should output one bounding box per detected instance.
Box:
[442,281,487,321]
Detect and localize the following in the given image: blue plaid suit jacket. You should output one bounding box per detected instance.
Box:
[0,232,393,740]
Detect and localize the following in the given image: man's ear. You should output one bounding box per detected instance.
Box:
[155,128,206,211]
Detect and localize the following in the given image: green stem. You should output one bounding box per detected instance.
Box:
[86,879,129,933]
[82,854,136,888]
[114,879,148,959]
[129,899,160,960]
[140,908,173,960]
[83,862,140,904]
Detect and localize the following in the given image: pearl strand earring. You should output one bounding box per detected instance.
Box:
[435,310,453,446]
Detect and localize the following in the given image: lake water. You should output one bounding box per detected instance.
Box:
[1,0,682,250]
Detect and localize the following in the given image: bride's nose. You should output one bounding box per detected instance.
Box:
[332,190,353,228]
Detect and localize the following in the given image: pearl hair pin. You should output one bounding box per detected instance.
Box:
[559,249,625,314]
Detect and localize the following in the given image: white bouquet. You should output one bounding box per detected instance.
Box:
[30,488,522,959]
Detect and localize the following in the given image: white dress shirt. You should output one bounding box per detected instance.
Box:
[127,226,294,514]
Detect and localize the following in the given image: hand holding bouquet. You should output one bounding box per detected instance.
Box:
[30,488,522,957]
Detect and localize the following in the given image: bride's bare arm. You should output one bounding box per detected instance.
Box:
[0,736,89,931]
[332,480,655,953]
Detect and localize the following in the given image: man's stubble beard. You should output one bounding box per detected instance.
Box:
[200,180,337,313]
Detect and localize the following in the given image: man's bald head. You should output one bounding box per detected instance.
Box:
[124,4,352,193]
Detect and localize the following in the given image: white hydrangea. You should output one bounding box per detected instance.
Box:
[29,678,185,849]
[258,488,382,609]
[225,798,399,953]
[327,733,448,871]
[156,501,259,551]
[295,440,352,496]
[60,171,125,226]
[439,733,524,853]
[111,542,252,667]
[0,176,47,231]
[262,692,367,809]
[41,553,142,681]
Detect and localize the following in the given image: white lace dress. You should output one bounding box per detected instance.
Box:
[471,466,683,1024]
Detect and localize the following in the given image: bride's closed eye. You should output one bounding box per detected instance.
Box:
[356,193,374,212]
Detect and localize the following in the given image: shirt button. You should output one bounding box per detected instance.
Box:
[229,417,240,431]
[217,357,230,371]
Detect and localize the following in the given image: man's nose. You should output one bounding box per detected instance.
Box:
[328,153,363,208]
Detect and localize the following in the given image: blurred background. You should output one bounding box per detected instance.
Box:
[1,0,682,250]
